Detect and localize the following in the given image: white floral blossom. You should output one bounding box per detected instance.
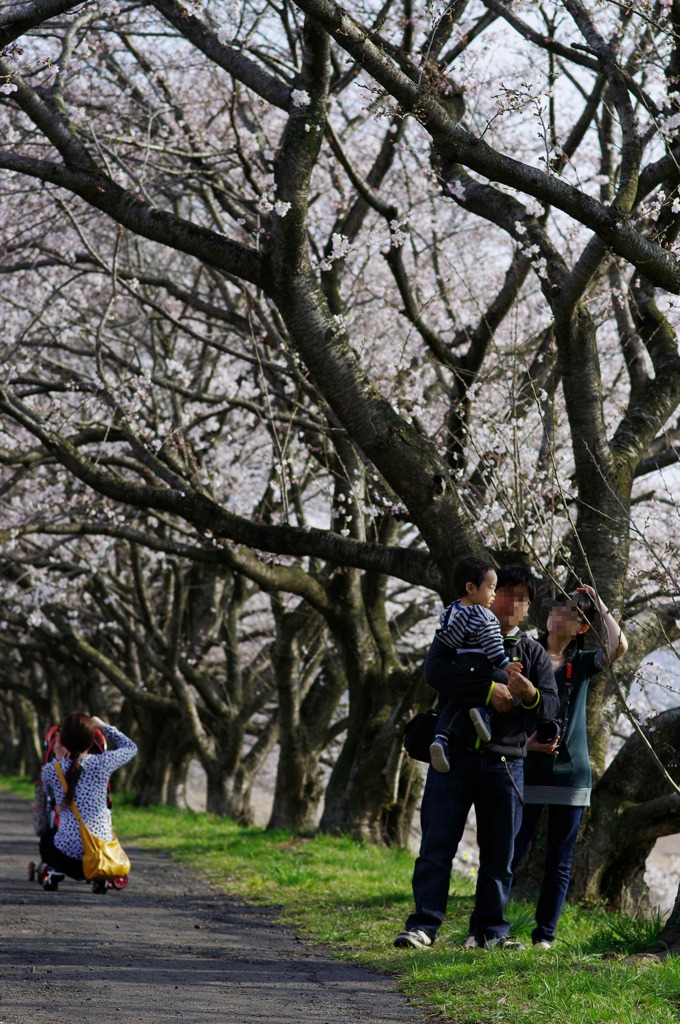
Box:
[389,216,410,248]
[291,89,311,108]
[319,233,350,271]
[524,197,543,216]
[215,2,242,43]
[256,176,290,217]
[0,83,17,95]
[448,179,466,202]
[661,111,680,136]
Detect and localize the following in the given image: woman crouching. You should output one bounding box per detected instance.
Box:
[39,712,137,892]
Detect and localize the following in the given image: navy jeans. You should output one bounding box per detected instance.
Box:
[512,802,584,944]
[405,748,524,945]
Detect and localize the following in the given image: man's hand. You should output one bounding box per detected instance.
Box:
[507,671,537,705]
[489,683,516,712]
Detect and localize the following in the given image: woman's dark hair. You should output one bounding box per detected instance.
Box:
[453,556,497,596]
[59,712,95,807]
[540,589,598,660]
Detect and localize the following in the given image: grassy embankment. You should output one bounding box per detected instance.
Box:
[3,774,679,1024]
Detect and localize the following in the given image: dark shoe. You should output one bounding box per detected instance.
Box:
[42,870,65,892]
[429,734,450,772]
[394,928,433,949]
[92,879,108,894]
[484,936,525,950]
[469,707,492,743]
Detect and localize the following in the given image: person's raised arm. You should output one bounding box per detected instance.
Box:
[578,585,628,661]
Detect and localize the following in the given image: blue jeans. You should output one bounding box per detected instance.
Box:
[405,748,524,944]
[512,803,585,944]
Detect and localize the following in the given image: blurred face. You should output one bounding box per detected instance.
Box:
[492,584,531,631]
[547,602,586,639]
[467,569,497,608]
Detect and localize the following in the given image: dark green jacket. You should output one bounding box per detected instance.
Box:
[524,648,605,805]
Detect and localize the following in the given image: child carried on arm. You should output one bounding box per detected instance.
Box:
[427,556,522,773]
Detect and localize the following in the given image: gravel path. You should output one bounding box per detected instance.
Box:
[0,792,424,1024]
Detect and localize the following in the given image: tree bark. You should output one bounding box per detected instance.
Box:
[570,708,680,913]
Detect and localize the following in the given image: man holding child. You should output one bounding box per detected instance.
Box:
[395,562,559,950]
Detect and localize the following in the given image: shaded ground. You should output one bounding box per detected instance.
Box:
[0,793,424,1024]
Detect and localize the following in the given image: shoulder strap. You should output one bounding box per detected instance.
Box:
[53,761,84,824]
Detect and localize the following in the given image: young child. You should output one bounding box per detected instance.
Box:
[428,556,521,772]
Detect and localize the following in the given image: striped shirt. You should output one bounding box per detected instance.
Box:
[435,600,510,669]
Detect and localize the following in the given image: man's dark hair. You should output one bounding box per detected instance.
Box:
[453,556,496,596]
[495,565,536,602]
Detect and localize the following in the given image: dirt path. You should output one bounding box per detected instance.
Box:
[0,793,422,1024]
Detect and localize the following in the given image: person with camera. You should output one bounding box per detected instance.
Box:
[512,584,628,949]
[39,712,137,892]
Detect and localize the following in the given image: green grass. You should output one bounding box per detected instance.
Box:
[3,775,679,1023]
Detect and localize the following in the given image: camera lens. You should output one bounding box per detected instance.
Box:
[536,720,560,743]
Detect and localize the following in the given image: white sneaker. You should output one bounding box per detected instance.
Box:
[533,940,552,949]
[394,928,433,949]
[469,707,492,743]
[462,935,478,948]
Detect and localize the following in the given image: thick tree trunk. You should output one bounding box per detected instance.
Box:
[268,736,325,832]
[320,660,422,843]
[128,712,188,806]
[646,880,680,955]
[570,708,680,913]
[267,676,336,832]
[266,605,336,832]
[163,758,187,808]
[382,753,425,848]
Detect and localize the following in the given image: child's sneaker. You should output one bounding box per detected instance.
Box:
[429,733,450,772]
[469,707,492,743]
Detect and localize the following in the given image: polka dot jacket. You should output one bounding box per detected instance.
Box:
[41,725,137,859]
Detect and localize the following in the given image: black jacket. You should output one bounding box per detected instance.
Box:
[424,630,559,758]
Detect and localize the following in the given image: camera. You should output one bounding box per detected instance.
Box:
[535,719,562,744]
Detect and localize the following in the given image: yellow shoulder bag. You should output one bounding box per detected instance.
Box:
[54,761,131,881]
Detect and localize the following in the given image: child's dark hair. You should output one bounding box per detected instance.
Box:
[453,556,496,596]
[59,711,95,807]
[540,589,598,660]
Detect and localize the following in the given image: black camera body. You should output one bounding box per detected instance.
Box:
[535,718,563,744]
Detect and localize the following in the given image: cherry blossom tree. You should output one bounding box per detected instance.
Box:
[0,0,679,919]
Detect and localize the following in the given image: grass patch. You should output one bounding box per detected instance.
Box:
[3,777,679,1023]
